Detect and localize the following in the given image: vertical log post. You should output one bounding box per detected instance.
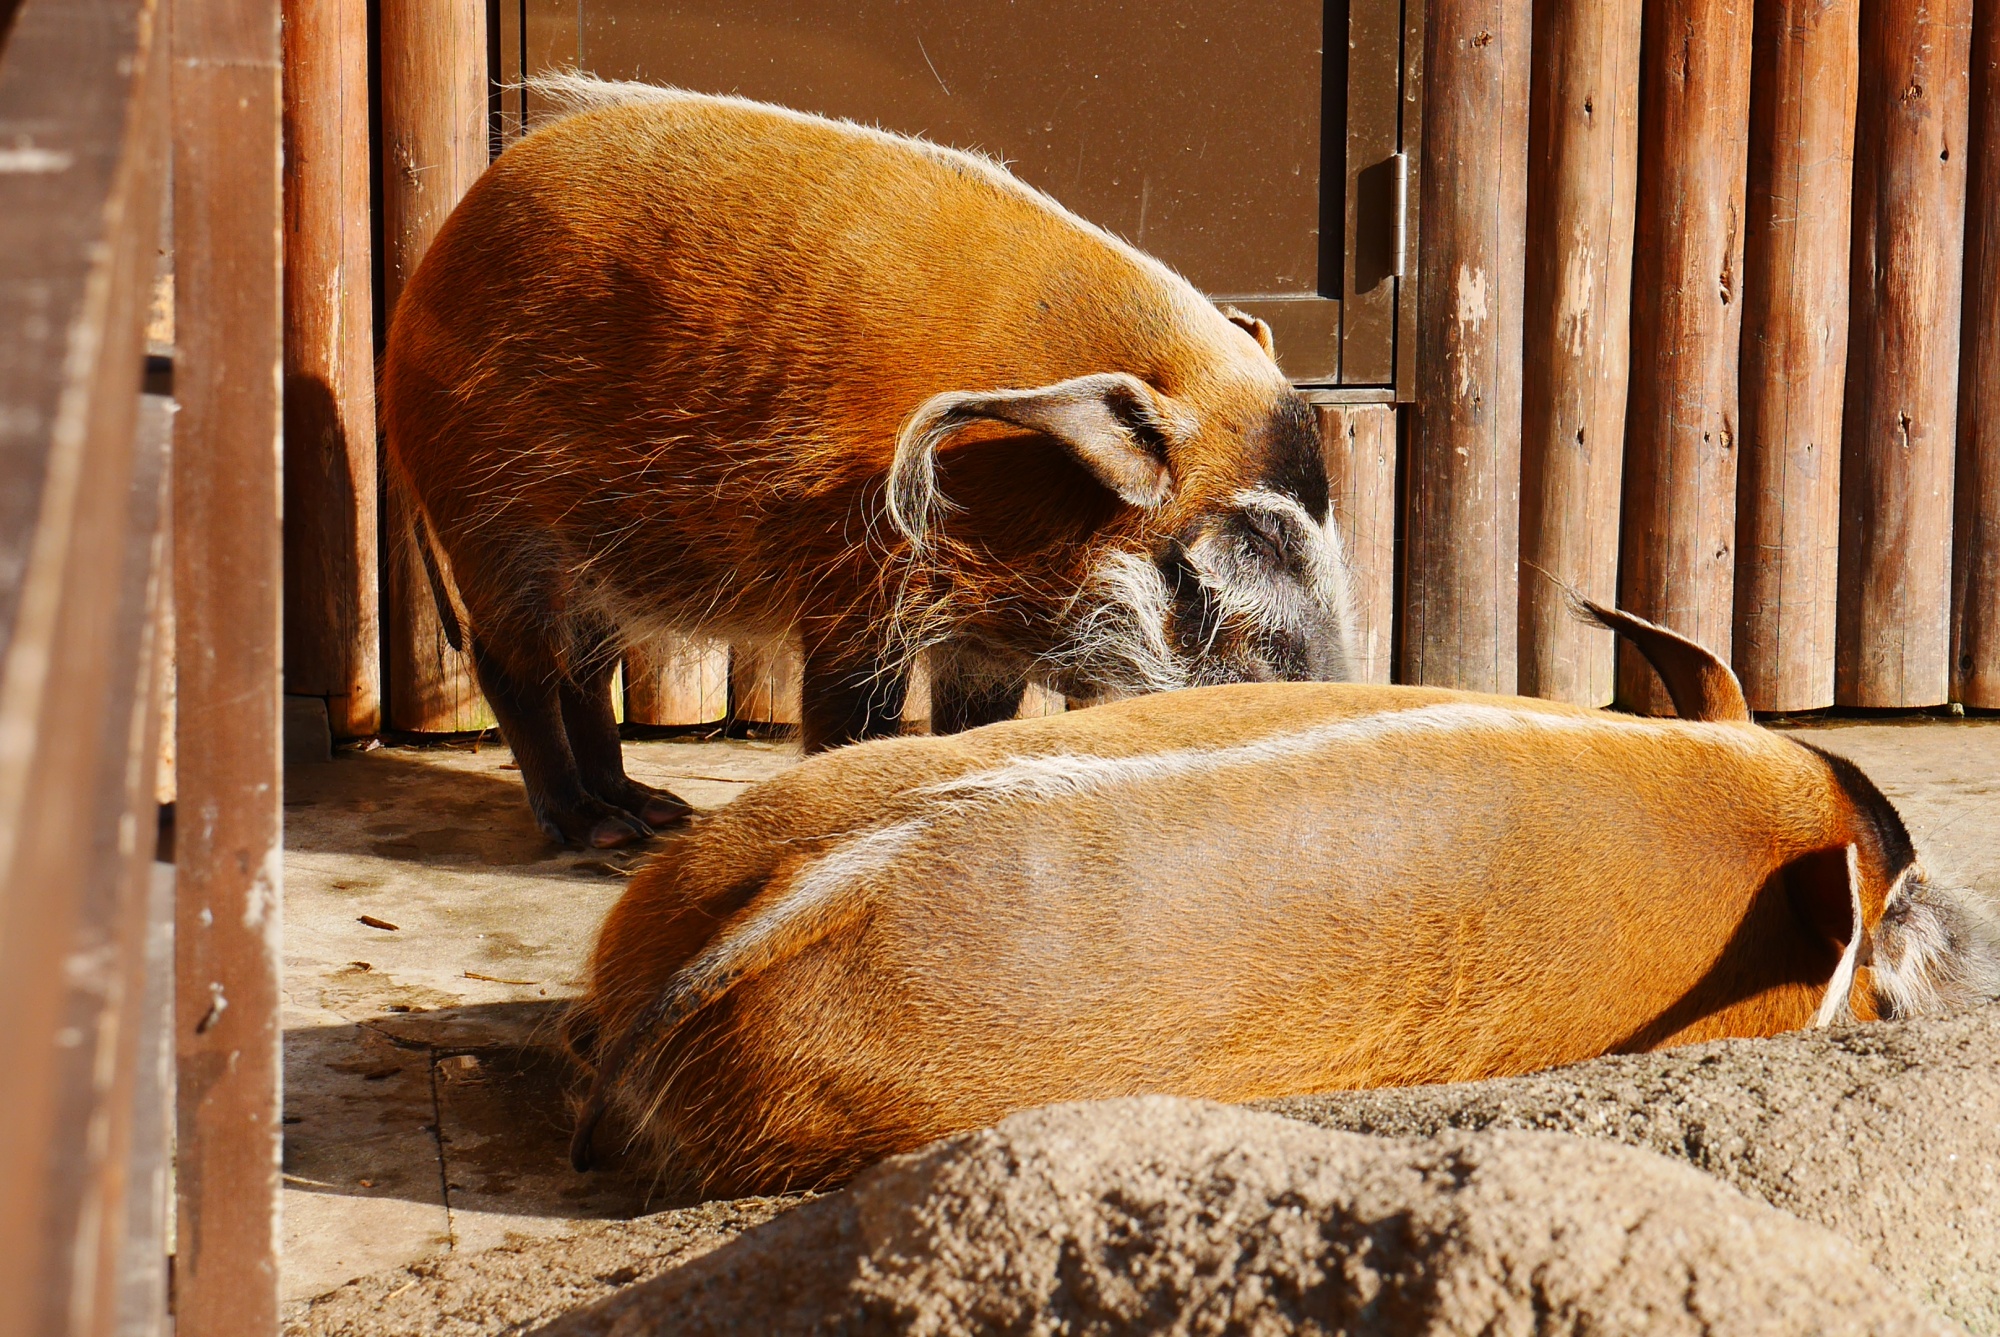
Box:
[1517,0,1643,705]
[283,0,379,737]
[1617,0,1756,714]
[1953,0,2000,707]
[1402,0,1532,692]
[380,0,491,732]
[1320,404,1400,683]
[1733,0,1860,712]
[171,0,286,1329]
[1837,0,1974,707]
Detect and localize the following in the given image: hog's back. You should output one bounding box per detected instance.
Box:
[684,697,1842,1114]
[383,95,1219,535]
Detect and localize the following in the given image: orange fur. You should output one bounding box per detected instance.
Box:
[565,610,1969,1194]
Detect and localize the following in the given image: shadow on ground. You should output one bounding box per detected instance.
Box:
[282,996,688,1240]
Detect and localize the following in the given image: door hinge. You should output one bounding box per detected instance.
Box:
[1390,152,1409,279]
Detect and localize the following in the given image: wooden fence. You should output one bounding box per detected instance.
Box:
[280,1,2000,734]
[3,0,288,1332]
[1412,0,1999,713]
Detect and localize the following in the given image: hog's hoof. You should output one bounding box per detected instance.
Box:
[630,785,694,829]
[587,813,651,849]
[589,780,693,833]
[534,796,655,849]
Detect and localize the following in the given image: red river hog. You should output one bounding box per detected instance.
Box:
[380,74,1355,848]
[564,603,2000,1194]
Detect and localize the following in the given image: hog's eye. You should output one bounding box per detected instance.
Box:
[1241,510,1287,565]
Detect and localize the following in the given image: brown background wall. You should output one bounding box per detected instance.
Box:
[283,0,2000,732]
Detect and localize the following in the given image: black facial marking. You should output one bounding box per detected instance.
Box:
[1793,740,1918,875]
[1233,507,1303,576]
[1256,394,1330,523]
[1157,538,1224,662]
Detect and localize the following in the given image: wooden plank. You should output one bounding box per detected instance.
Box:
[625,635,729,727]
[380,0,493,732]
[283,0,380,738]
[1837,0,1973,707]
[1959,0,2000,707]
[64,390,173,1337]
[0,2,170,1332]
[114,864,175,1337]
[1396,0,1430,401]
[1616,0,1755,714]
[1733,0,1859,712]
[1400,0,1530,692]
[496,0,525,142]
[1318,404,1399,683]
[729,642,802,731]
[1342,0,1407,386]
[1516,0,1642,706]
[521,0,580,125]
[170,0,286,1332]
[1017,683,1068,717]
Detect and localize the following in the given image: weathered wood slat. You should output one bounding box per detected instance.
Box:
[1733,0,1859,713]
[1517,0,1643,706]
[1617,0,1755,714]
[1401,0,1530,692]
[730,643,803,731]
[1342,0,1407,386]
[625,636,730,727]
[381,0,492,732]
[0,3,170,1332]
[1017,683,1068,717]
[1318,404,1399,684]
[1953,0,2000,708]
[65,387,173,1337]
[114,863,176,1337]
[170,0,287,1334]
[283,0,379,737]
[1837,0,1973,707]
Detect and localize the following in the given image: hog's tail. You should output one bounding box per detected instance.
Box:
[1568,594,1751,724]
[409,512,464,653]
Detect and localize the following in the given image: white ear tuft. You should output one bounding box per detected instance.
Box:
[1814,844,1867,1028]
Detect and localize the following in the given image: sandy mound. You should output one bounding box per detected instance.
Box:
[535,1097,1956,1337]
[1261,1001,2000,1331]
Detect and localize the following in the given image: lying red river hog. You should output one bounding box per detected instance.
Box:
[380,74,1355,848]
[564,603,2000,1193]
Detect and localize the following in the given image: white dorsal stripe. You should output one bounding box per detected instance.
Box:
[921,701,1762,806]
[674,818,929,998]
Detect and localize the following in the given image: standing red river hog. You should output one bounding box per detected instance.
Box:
[380,74,1356,848]
[564,603,2000,1194]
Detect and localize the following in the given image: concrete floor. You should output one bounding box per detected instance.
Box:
[277,716,2000,1311]
[280,736,800,1307]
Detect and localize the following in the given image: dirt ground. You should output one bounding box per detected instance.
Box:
[277,714,2000,1316]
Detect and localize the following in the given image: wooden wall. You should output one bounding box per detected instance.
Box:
[287,2,2000,731]
[1404,0,1996,714]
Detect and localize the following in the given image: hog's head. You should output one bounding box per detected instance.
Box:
[885,317,1357,698]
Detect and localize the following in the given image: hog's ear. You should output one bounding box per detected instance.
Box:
[888,372,1187,545]
[1794,843,1867,1028]
[1220,305,1276,361]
